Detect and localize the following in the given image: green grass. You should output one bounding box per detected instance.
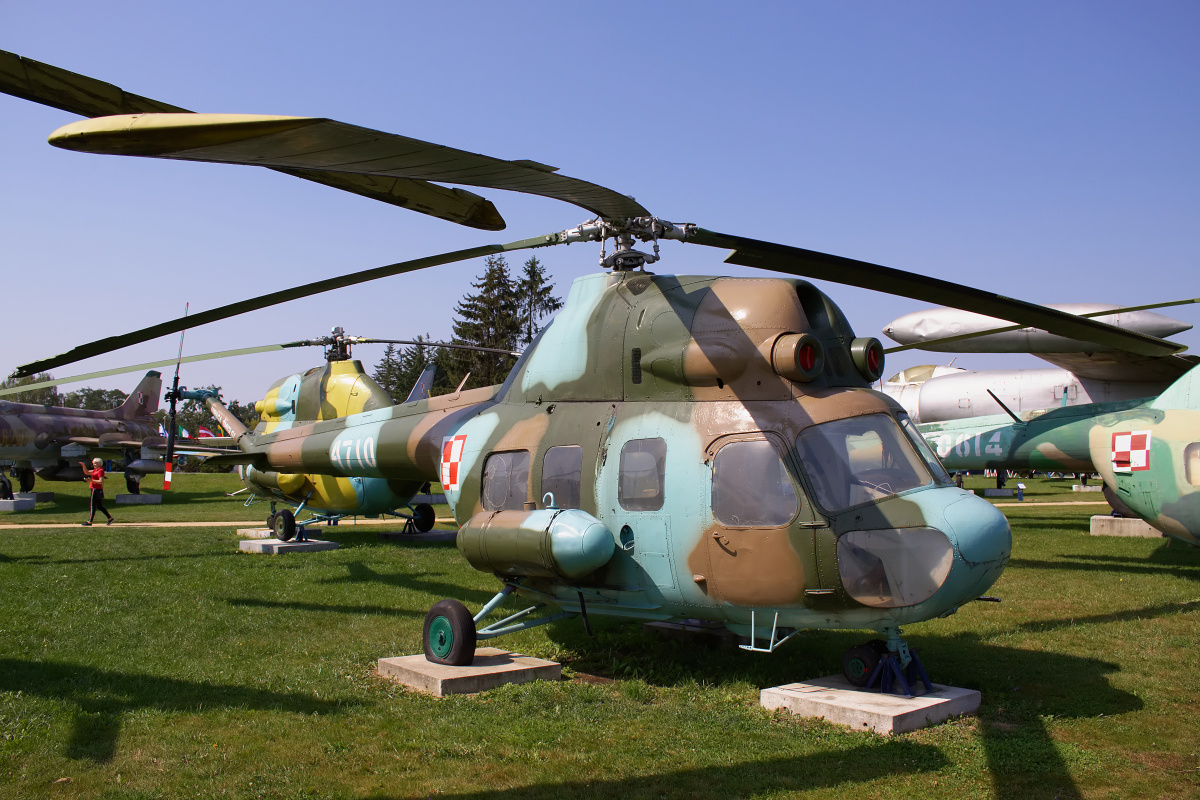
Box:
[2,500,1199,798]
[0,474,451,527]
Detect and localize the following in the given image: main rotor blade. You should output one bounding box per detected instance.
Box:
[0,49,504,230]
[48,113,652,222]
[883,296,1200,354]
[689,229,1185,358]
[0,345,290,397]
[341,339,522,357]
[11,233,559,378]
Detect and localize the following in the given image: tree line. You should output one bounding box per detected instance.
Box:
[0,253,563,426]
[370,254,562,399]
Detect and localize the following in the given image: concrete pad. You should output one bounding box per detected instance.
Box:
[0,498,35,512]
[15,492,54,503]
[116,494,163,505]
[238,538,339,554]
[983,488,1014,497]
[1090,515,1164,538]
[378,529,457,543]
[1073,485,1104,492]
[378,647,560,697]
[761,675,980,735]
[236,528,273,539]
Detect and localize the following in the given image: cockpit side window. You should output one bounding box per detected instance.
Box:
[899,413,952,484]
[712,439,798,527]
[795,413,932,513]
[619,437,666,511]
[482,450,531,511]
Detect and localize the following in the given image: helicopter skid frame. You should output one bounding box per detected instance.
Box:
[737,610,801,654]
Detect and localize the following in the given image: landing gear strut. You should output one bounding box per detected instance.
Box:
[841,628,934,696]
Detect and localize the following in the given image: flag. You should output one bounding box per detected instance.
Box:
[198,427,214,438]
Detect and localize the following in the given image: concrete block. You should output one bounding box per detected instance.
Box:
[377,530,457,543]
[1090,515,1164,538]
[1073,485,1104,492]
[761,675,980,735]
[116,494,163,505]
[0,498,35,512]
[14,492,54,503]
[236,528,273,539]
[238,538,339,554]
[983,488,1014,497]
[378,647,560,697]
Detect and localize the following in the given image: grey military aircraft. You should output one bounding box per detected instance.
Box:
[0,371,164,493]
[882,303,1198,423]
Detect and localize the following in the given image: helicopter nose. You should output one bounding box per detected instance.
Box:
[939,489,1012,599]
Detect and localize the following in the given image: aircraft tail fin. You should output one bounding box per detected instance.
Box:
[112,371,162,419]
[403,364,437,403]
[1150,363,1200,411]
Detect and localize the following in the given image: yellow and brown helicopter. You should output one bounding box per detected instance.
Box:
[4,50,1188,690]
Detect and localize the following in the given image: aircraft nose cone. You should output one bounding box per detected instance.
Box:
[941,491,1012,597]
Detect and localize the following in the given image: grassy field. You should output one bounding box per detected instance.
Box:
[1,475,1198,798]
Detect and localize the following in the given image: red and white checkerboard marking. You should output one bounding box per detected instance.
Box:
[441,434,468,491]
[1111,430,1152,473]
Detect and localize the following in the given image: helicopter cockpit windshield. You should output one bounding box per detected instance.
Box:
[795,413,943,513]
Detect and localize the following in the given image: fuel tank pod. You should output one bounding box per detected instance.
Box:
[458,508,616,581]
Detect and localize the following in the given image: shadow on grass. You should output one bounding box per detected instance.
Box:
[320,560,497,604]
[0,657,353,764]
[1012,599,1200,633]
[380,739,947,800]
[538,626,1139,800]
[1009,556,1200,583]
[226,597,424,618]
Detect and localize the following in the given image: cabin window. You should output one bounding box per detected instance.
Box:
[898,414,952,484]
[481,450,530,511]
[712,440,798,527]
[1186,443,1200,487]
[795,413,932,513]
[619,437,666,511]
[542,445,583,509]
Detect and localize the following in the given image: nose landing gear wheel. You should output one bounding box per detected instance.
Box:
[423,599,476,666]
[273,509,296,541]
[411,502,436,533]
[842,644,881,687]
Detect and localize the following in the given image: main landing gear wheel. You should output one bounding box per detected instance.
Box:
[273,509,296,541]
[17,468,34,493]
[124,470,142,494]
[423,599,476,666]
[842,644,882,687]
[411,502,435,533]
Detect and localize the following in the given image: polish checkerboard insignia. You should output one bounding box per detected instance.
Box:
[1111,430,1152,473]
[441,434,468,491]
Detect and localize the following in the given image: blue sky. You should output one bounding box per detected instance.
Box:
[2,2,1197,402]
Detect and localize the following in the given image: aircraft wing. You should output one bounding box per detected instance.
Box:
[1035,351,1200,382]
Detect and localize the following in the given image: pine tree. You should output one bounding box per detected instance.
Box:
[450,255,523,388]
[516,255,563,344]
[0,373,58,405]
[371,343,403,401]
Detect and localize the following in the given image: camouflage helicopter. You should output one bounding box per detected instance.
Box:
[196,327,519,540]
[4,51,1189,687]
[917,364,1200,545]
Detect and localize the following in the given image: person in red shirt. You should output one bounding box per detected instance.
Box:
[79,457,114,526]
